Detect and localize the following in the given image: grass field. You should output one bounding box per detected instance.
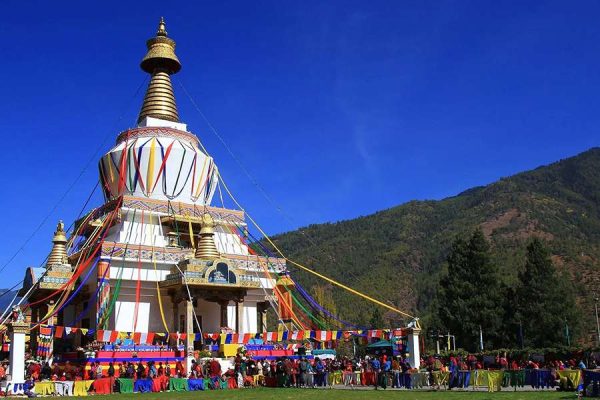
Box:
[86,388,578,400]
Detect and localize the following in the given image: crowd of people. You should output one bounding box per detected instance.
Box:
[23,359,190,382]
[423,354,595,372]
[0,350,596,396]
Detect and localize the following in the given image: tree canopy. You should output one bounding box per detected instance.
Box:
[512,238,579,348]
[438,229,504,351]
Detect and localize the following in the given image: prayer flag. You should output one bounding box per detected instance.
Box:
[291,331,304,340]
[392,329,404,337]
[368,330,382,338]
[54,326,64,338]
[103,330,112,341]
[40,326,52,336]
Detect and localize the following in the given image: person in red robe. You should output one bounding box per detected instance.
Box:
[210,358,221,378]
[175,361,185,378]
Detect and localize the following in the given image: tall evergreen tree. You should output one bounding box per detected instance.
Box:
[438,229,504,351]
[513,238,579,348]
[369,307,385,329]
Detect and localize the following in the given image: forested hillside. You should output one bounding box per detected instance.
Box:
[270,147,600,343]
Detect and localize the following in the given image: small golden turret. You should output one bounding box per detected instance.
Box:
[47,221,68,266]
[137,17,182,124]
[276,274,295,288]
[195,213,220,260]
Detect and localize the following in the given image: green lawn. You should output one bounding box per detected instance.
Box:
[87,388,577,400]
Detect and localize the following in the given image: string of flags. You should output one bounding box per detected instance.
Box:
[33,326,407,345]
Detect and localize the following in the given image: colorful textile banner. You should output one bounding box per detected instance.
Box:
[37,329,53,358]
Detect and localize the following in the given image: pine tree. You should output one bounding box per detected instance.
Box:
[438,229,505,351]
[369,307,385,329]
[513,238,579,348]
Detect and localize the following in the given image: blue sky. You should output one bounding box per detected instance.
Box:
[1,1,598,285]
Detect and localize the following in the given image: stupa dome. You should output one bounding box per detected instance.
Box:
[99,126,218,204]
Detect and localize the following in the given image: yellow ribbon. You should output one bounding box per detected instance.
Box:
[187,213,195,249]
[146,138,156,194]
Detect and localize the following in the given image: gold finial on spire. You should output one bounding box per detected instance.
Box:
[157,17,167,36]
[194,213,220,260]
[137,17,182,124]
[47,221,68,266]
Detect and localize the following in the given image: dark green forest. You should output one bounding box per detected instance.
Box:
[268,147,600,348]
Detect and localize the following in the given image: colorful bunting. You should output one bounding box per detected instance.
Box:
[32,325,401,346]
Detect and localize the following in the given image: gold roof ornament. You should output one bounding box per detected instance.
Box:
[137,17,182,124]
[276,274,295,288]
[194,213,220,260]
[89,218,103,227]
[47,221,68,266]
[166,231,181,248]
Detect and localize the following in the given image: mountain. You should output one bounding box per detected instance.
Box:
[270,147,600,341]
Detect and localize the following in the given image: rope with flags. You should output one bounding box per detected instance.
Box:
[34,324,405,346]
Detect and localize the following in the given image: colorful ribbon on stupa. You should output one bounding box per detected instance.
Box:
[95,261,111,329]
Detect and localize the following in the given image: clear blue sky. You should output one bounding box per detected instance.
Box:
[1,1,598,285]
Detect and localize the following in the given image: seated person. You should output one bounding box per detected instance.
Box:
[244,374,256,387]
[23,376,36,398]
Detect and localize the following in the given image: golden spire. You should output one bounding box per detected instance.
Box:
[137,17,182,124]
[47,221,68,266]
[195,213,220,260]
